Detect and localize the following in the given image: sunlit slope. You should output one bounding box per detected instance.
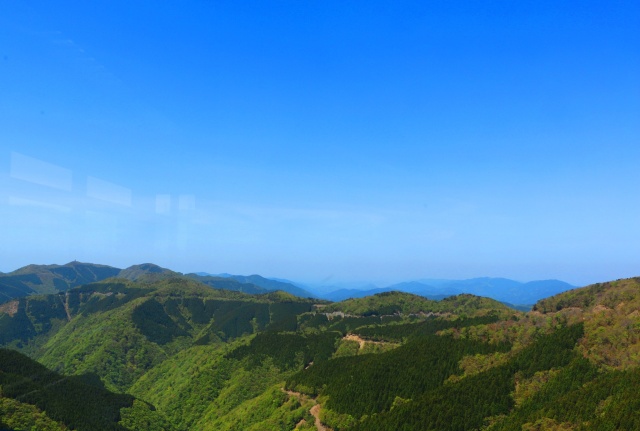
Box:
[128,290,518,430]
[0,278,316,392]
[533,277,640,370]
[129,330,340,431]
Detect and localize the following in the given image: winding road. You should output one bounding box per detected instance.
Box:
[282,388,333,431]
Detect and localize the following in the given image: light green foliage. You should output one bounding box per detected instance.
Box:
[319,406,357,430]
[533,278,640,314]
[534,277,640,370]
[38,298,169,392]
[130,340,299,431]
[332,339,360,358]
[197,384,307,431]
[520,418,575,430]
[129,343,235,430]
[0,397,67,431]
[119,400,174,431]
[360,340,397,354]
[296,421,316,430]
[447,351,510,383]
[391,396,411,410]
[195,357,287,428]
[578,304,640,370]
[512,369,562,407]
[440,312,573,350]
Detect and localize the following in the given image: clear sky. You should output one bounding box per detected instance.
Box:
[1,1,638,286]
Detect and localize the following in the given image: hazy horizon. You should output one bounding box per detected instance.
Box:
[1,1,638,287]
[0,259,584,289]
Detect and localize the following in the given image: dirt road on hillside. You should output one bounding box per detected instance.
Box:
[282,388,333,431]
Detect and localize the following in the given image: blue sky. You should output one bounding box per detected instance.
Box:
[1,1,638,286]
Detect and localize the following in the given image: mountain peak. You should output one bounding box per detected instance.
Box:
[118,264,177,281]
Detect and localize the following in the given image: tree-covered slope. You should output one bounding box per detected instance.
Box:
[126,289,519,430]
[0,278,317,392]
[0,349,170,431]
[533,277,640,313]
[533,277,640,371]
[129,330,342,431]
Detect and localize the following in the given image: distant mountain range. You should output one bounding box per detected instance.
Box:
[196,273,315,298]
[315,277,574,307]
[0,261,574,307]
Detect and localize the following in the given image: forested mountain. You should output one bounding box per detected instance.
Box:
[1,275,639,430]
[0,263,310,303]
[0,263,318,305]
[0,261,120,301]
[117,263,178,281]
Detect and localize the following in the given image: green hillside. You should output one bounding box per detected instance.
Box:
[323,291,515,318]
[2,275,640,430]
[0,278,316,392]
[0,348,170,431]
[0,261,120,301]
[533,277,640,371]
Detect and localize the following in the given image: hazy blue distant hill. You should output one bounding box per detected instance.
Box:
[500,301,533,312]
[0,261,121,302]
[320,277,575,306]
[386,281,455,297]
[521,279,575,302]
[320,281,454,302]
[213,273,316,298]
[435,277,574,304]
[185,274,267,294]
[324,287,394,302]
